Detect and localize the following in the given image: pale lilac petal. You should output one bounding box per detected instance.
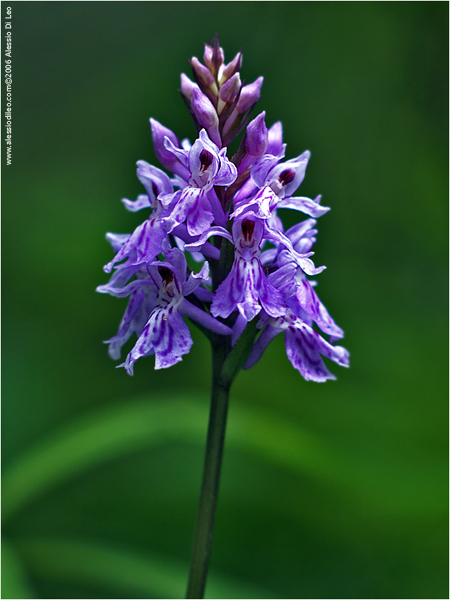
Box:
[105,233,130,253]
[268,151,310,198]
[163,187,203,233]
[184,226,232,252]
[125,308,193,373]
[231,187,276,220]
[97,263,147,296]
[188,130,220,187]
[121,194,151,213]
[265,224,326,276]
[214,148,238,186]
[259,276,286,318]
[173,226,221,261]
[136,161,174,200]
[104,218,167,273]
[268,263,298,298]
[211,260,244,319]
[96,277,155,299]
[232,178,259,204]
[212,258,262,321]
[236,259,262,321]
[278,195,330,218]
[106,289,155,360]
[186,190,215,236]
[260,248,278,265]
[294,279,344,339]
[183,261,210,296]
[163,136,190,172]
[285,322,349,382]
[251,154,282,188]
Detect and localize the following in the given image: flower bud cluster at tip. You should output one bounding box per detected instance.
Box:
[180,36,262,148]
[98,37,349,381]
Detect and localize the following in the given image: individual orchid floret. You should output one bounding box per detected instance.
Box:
[101,248,232,374]
[245,309,349,382]
[103,162,174,273]
[161,129,237,235]
[234,151,330,223]
[268,226,344,340]
[211,215,285,322]
[97,266,158,360]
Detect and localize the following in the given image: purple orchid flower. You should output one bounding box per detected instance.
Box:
[245,309,349,382]
[233,151,330,224]
[100,248,232,373]
[210,214,285,322]
[103,162,174,273]
[99,38,348,386]
[160,129,238,236]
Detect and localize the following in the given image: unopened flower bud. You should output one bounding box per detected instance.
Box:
[150,118,189,179]
[211,41,225,75]
[245,112,268,157]
[180,73,200,102]
[219,72,241,104]
[221,52,242,84]
[191,88,221,147]
[203,44,214,71]
[191,56,215,87]
[191,88,218,129]
[236,76,263,113]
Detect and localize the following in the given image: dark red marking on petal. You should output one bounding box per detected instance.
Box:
[241,218,255,242]
[279,169,295,186]
[199,149,214,171]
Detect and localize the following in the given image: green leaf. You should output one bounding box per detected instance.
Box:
[2,395,207,522]
[3,394,443,524]
[16,537,268,599]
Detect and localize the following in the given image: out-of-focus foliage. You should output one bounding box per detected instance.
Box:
[2,2,448,598]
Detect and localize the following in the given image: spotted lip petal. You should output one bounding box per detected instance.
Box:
[211,215,285,322]
[124,307,193,373]
[285,320,349,382]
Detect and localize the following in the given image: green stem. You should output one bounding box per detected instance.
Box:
[186,341,231,599]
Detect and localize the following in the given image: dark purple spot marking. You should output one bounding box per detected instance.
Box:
[158,266,174,283]
[241,219,255,242]
[199,149,213,171]
[279,169,295,186]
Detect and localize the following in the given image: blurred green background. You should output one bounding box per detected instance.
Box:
[2,2,448,599]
